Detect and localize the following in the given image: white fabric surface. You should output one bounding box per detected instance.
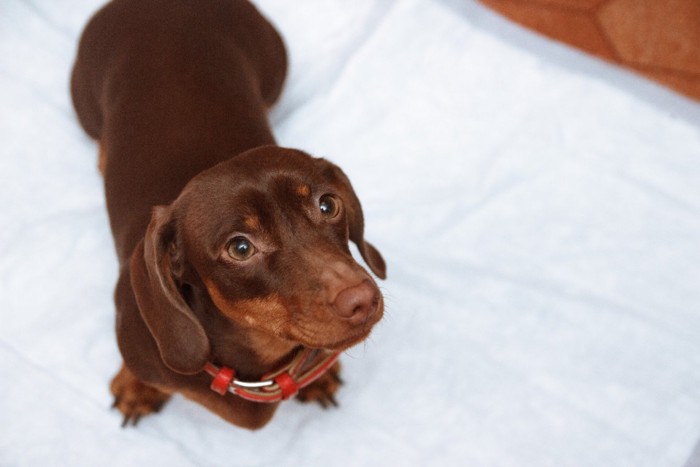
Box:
[2,0,700,465]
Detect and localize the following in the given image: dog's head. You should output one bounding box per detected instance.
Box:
[130,147,386,374]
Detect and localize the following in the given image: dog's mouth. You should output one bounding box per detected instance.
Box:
[300,301,384,352]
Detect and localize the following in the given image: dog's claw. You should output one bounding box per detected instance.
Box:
[119,413,143,428]
[327,394,338,407]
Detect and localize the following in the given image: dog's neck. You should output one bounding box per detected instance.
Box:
[187,283,300,380]
[209,323,301,380]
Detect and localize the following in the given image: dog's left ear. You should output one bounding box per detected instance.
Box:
[323,162,387,279]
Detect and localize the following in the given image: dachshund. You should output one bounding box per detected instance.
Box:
[71,0,386,429]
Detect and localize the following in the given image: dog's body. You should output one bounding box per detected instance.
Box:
[71,0,385,429]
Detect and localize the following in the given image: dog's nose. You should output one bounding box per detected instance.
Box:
[331,280,379,324]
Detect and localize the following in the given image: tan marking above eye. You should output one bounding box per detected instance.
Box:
[295,184,311,197]
[243,215,261,231]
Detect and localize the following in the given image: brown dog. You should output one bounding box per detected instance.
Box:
[71,0,386,429]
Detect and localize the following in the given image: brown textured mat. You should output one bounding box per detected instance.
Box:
[478,0,700,101]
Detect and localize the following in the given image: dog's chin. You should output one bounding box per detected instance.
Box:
[296,322,377,352]
[321,328,374,352]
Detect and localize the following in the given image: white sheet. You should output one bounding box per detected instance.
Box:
[2,0,700,465]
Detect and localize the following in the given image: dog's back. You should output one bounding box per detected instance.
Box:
[71,0,287,262]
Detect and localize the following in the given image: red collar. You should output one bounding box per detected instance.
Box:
[203,348,340,403]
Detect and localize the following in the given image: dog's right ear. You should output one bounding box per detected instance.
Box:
[130,205,210,375]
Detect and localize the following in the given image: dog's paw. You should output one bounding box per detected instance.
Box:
[296,361,343,408]
[110,365,171,427]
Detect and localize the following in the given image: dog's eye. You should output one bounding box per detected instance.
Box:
[227,236,256,261]
[319,194,341,219]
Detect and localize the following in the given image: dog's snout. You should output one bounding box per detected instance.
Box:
[331,280,379,324]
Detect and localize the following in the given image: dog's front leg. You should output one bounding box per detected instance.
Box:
[110,362,172,427]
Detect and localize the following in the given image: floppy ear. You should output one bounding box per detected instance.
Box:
[326,163,387,279]
[130,205,210,374]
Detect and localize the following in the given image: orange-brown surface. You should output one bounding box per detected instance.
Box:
[479,0,700,101]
